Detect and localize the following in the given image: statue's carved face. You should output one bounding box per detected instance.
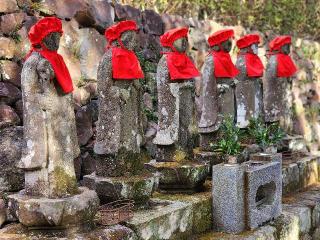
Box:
[121,30,137,51]
[221,39,232,52]
[42,32,61,51]
[251,43,259,55]
[281,43,291,55]
[173,37,188,53]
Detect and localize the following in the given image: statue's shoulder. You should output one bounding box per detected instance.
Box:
[205,53,213,64]
[23,52,42,69]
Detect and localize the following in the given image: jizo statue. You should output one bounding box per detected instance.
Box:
[198,29,239,150]
[153,27,200,161]
[19,17,80,198]
[94,20,145,177]
[235,34,264,128]
[264,36,297,131]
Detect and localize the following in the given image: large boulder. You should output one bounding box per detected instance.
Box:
[0,12,26,35]
[142,10,164,36]
[76,105,93,146]
[0,37,16,59]
[0,0,18,14]
[0,126,24,192]
[114,4,142,27]
[0,60,22,87]
[0,104,20,129]
[0,82,21,105]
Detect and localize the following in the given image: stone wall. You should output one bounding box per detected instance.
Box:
[0,0,319,185]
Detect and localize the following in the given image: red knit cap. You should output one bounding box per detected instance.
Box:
[28,17,63,47]
[269,35,291,51]
[208,29,234,47]
[160,27,188,48]
[236,34,260,49]
[105,20,138,43]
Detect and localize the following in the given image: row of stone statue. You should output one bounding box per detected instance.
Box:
[9,17,296,228]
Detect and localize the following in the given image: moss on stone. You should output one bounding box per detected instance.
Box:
[51,166,79,197]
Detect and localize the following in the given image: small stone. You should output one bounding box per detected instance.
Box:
[84,82,97,98]
[87,99,99,123]
[0,82,21,105]
[141,10,164,35]
[0,104,20,128]
[76,105,93,146]
[0,0,18,13]
[73,87,91,106]
[0,60,22,87]
[0,12,26,35]
[0,37,16,59]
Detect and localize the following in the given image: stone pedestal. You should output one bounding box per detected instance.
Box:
[83,172,158,206]
[8,187,99,229]
[145,161,209,193]
[212,159,282,233]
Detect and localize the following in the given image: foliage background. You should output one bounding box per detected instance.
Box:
[121,0,320,40]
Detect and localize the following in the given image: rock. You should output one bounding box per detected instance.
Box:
[283,204,311,234]
[84,82,97,98]
[143,92,153,110]
[313,227,320,240]
[76,105,93,146]
[270,212,299,240]
[78,28,106,81]
[39,0,89,19]
[73,87,91,106]
[87,99,99,122]
[81,151,96,176]
[74,155,82,180]
[0,126,24,192]
[0,0,18,13]
[114,4,141,26]
[0,104,20,129]
[88,0,114,31]
[141,10,164,35]
[161,13,189,32]
[14,99,23,122]
[0,37,16,59]
[0,199,6,227]
[0,82,21,105]
[0,60,21,87]
[0,12,26,35]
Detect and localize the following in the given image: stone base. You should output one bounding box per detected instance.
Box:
[83,172,158,206]
[7,187,99,228]
[145,161,209,193]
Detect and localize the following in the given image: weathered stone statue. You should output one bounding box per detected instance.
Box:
[83,20,157,205]
[198,29,239,150]
[264,36,297,131]
[235,34,264,128]
[8,17,98,228]
[146,27,208,193]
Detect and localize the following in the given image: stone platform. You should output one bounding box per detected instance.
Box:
[83,172,158,206]
[145,160,209,193]
[7,187,99,228]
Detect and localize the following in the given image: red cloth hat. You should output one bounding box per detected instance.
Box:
[28,17,63,47]
[160,27,188,49]
[105,20,138,44]
[269,35,291,51]
[208,29,234,47]
[236,34,260,49]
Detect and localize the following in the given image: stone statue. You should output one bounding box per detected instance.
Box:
[84,20,157,205]
[264,36,297,131]
[235,34,264,128]
[198,29,239,150]
[147,27,208,193]
[152,27,199,161]
[9,17,98,228]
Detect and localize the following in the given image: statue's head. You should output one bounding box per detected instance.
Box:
[160,27,189,53]
[269,35,292,55]
[208,29,234,53]
[28,17,63,51]
[236,34,261,55]
[105,20,139,51]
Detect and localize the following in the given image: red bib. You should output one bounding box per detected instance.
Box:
[165,52,200,80]
[212,51,239,78]
[276,53,297,77]
[111,47,144,80]
[243,53,264,77]
[28,49,74,94]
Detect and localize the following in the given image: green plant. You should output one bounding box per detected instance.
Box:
[210,116,242,156]
[143,108,158,122]
[247,117,285,149]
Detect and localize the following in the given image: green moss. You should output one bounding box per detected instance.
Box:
[52,166,79,197]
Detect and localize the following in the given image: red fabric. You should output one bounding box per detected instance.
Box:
[26,17,73,94]
[160,28,188,50]
[164,52,199,80]
[105,20,138,44]
[208,29,234,47]
[211,51,239,78]
[28,17,63,47]
[276,53,297,77]
[269,36,291,51]
[236,34,260,49]
[243,53,264,77]
[111,47,144,79]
